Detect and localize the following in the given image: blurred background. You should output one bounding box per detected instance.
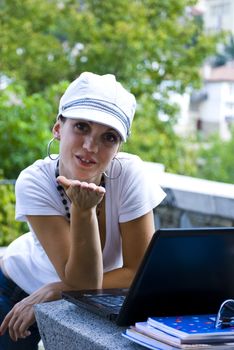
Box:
[0,0,234,244]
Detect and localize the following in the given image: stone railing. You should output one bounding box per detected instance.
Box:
[1,166,234,236]
[144,162,234,228]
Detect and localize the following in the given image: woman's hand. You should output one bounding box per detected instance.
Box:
[0,282,63,341]
[57,176,105,211]
[0,296,35,341]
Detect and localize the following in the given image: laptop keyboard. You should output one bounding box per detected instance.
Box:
[88,295,125,307]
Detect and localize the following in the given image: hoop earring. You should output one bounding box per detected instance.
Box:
[47,138,59,160]
[103,157,122,180]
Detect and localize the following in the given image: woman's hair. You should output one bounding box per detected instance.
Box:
[58,115,66,123]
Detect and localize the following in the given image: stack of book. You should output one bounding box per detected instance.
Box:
[122,314,234,349]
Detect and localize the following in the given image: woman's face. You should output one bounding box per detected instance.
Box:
[53,118,121,183]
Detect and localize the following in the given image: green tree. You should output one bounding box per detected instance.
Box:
[0,0,74,92]
[0,180,27,245]
[72,0,219,172]
[0,80,68,178]
[196,130,234,184]
[0,0,221,177]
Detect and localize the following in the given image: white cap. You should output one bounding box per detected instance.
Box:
[58,72,136,141]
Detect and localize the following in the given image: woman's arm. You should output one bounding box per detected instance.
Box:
[0,281,72,341]
[27,178,105,290]
[0,210,154,341]
[28,209,154,292]
[103,210,155,289]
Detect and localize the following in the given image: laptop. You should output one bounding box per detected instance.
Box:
[62,227,234,326]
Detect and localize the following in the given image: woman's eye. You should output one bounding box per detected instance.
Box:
[74,122,89,133]
[103,132,119,145]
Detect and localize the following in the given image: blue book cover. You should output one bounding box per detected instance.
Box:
[147,315,234,343]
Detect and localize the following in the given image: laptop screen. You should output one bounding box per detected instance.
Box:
[118,227,234,324]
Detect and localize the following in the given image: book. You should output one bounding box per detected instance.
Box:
[123,328,176,350]
[122,328,234,350]
[134,321,209,347]
[147,315,234,344]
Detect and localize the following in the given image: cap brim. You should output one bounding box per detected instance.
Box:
[61,108,127,141]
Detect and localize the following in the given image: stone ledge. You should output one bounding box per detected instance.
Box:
[34,300,141,350]
[145,162,234,220]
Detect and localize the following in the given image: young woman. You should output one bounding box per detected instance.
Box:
[0,72,165,349]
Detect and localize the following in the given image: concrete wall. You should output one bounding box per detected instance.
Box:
[1,165,234,239]
[144,163,234,229]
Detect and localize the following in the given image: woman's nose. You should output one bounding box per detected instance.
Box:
[83,135,99,153]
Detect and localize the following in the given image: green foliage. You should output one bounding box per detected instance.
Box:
[196,129,234,184]
[1,0,219,93]
[0,0,222,178]
[0,80,68,178]
[0,0,229,245]
[0,181,27,245]
[0,0,73,91]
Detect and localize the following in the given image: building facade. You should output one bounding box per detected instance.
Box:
[175,0,234,139]
[189,63,234,139]
[199,0,234,34]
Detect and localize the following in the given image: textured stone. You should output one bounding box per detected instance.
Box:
[34,300,141,350]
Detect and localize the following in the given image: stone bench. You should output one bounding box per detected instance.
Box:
[34,299,142,350]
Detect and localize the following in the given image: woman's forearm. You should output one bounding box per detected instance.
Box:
[103,267,136,289]
[64,204,103,289]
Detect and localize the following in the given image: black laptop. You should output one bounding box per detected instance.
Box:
[62,227,234,326]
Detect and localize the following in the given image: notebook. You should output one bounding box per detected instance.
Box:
[62,227,234,326]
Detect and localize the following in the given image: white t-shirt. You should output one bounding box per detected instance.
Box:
[3,152,166,294]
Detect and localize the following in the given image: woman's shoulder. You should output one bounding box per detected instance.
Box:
[116,152,142,167]
[116,151,140,161]
[16,157,57,187]
[104,152,145,187]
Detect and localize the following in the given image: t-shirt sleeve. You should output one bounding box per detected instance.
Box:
[118,155,166,222]
[15,165,63,222]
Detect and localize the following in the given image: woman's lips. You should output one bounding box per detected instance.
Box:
[76,155,96,167]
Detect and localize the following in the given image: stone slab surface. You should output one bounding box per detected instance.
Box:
[34,299,142,350]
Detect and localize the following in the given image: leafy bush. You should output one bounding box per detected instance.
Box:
[0,80,68,179]
[0,181,27,246]
[1,0,221,179]
[196,128,234,184]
